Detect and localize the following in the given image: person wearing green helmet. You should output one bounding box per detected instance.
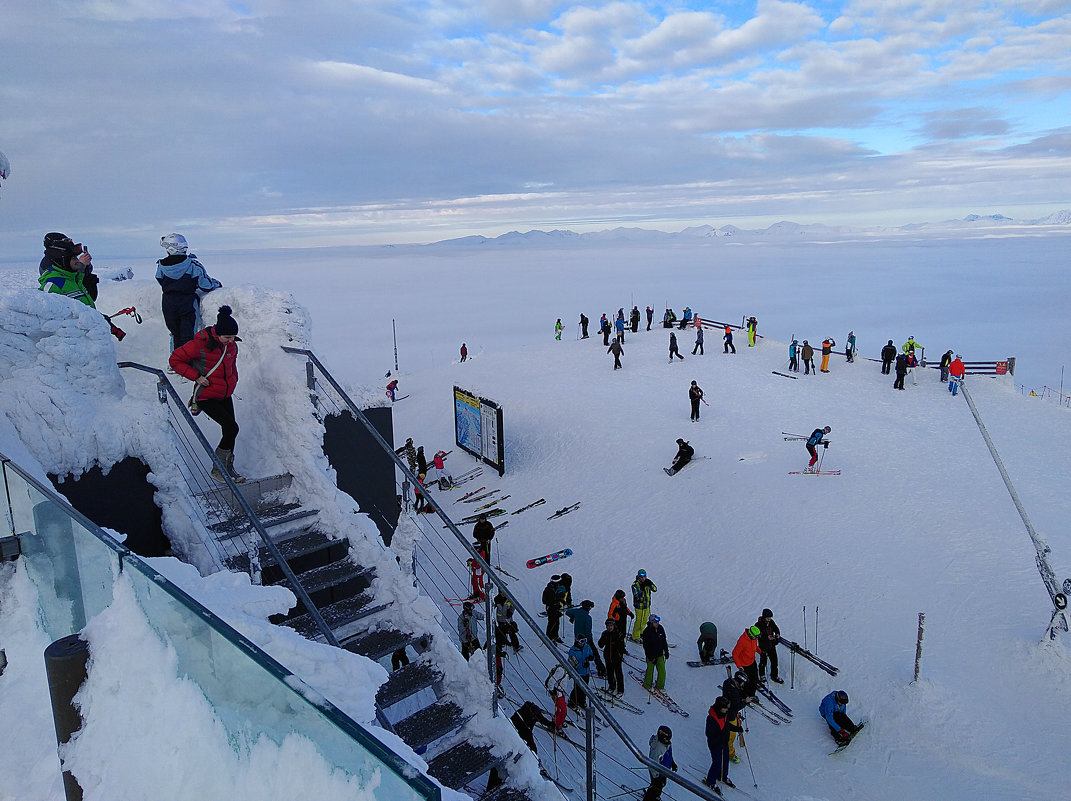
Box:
[732,625,763,699]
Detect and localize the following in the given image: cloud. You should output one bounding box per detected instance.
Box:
[307,61,446,94]
[918,109,1011,140]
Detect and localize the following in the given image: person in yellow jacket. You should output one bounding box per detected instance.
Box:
[820,338,835,372]
[631,569,658,641]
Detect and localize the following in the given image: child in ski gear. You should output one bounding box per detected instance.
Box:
[156,233,222,350]
[756,608,783,683]
[723,325,735,353]
[458,601,484,660]
[720,671,748,763]
[567,636,596,708]
[668,438,694,475]
[566,601,605,675]
[413,473,427,513]
[599,617,626,695]
[543,575,567,643]
[881,340,897,375]
[395,438,418,473]
[646,306,654,331]
[668,331,684,361]
[579,313,589,338]
[608,336,624,370]
[555,318,563,340]
[801,340,815,373]
[705,697,743,791]
[545,665,569,730]
[820,690,862,746]
[806,426,831,471]
[732,626,762,699]
[170,306,244,483]
[385,379,399,402]
[631,570,657,640]
[894,351,909,390]
[789,339,799,372]
[692,326,704,355]
[820,338,835,372]
[467,557,486,601]
[846,331,856,362]
[949,354,965,395]
[460,342,467,361]
[746,316,757,346]
[689,381,704,421]
[697,621,719,664]
[643,725,677,801]
[641,615,669,690]
[39,234,97,308]
[494,592,521,652]
[608,589,634,639]
[939,349,953,382]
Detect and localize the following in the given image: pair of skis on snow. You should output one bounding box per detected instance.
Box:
[627,670,689,717]
[779,637,839,676]
[783,431,841,475]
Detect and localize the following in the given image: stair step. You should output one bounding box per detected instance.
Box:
[226,528,348,576]
[280,592,389,638]
[212,503,317,538]
[426,741,506,790]
[482,786,536,801]
[272,558,374,595]
[343,629,429,661]
[194,473,293,513]
[376,661,443,709]
[393,700,467,751]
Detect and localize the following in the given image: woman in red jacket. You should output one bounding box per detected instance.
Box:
[169,305,244,483]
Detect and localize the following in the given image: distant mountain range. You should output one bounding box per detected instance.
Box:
[427,210,1071,247]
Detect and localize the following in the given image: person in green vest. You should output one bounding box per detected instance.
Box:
[38,234,96,308]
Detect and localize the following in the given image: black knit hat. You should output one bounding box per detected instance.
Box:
[214,305,239,336]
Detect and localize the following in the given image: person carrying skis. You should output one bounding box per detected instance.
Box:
[805,426,831,472]
[156,233,222,351]
[458,601,484,661]
[640,614,669,691]
[668,331,684,361]
[598,617,626,695]
[460,342,468,362]
[567,636,596,708]
[819,690,862,747]
[801,339,815,374]
[169,305,245,483]
[689,381,704,421]
[948,354,965,395]
[704,696,743,793]
[723,325,736,354]
[939,349,953,382]
[643,725,677,801]
[667,438,694,475]
[721,671,749,764]
[38,234,97,308]
[608,336,625,370]
[756,608,783,683]
[580,313,589,339]
[732,626,762,700]
[543,575,567,643]
[820,337,835,372]
[881,340,897,375]
[746,316,757,346]
[692,326,704,355]
[631,306,641,333]
[555,318,563,340]
[494,592,521,653]
[789,339,799,372]
[894,351,909,390]
[608,589,634,640]
[846,331,856,362]
[697,621,719,664]
[646,306,654,331]
[631,569,658,640]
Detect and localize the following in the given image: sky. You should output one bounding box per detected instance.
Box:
[1,0,1071,253]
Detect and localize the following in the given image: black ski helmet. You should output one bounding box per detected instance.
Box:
[762,608,773,618]
[463,601,474,612]
[43,232,78,268]
[656,725,672,744]
[713,696,730,715]
[835,690,849,705]
[734,670,748,686]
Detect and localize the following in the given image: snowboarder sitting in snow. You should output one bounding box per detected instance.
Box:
[667,438,694,475]
[806,426,831,472]
[820,690,862,746]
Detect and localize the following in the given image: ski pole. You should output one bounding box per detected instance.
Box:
[803,606,808,650]
[738,727,758,788]
[816,606,819,655]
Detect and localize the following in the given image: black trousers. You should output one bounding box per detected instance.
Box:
[692,342,704,355]
[882,359,893,374]
[789,356,798,371]
[894,371,906,389]
[546,607,562,639]
[759,643,779,679]
[197,396,239,450]
[690,399,701,420]
[606,655,624,693]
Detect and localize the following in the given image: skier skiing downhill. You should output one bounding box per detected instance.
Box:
[643,725,677,801]
[806,426,831,471]
[820,690,863,747]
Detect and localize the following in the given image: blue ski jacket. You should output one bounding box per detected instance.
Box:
[567,641,595,677]
[566,606,594,641]
[819,691,845,729]
[807,428,827,447]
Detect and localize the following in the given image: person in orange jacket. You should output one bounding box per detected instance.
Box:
[820,338,835,372]
[732,625,762,699]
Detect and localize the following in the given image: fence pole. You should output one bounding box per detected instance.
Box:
[913,612,925,682]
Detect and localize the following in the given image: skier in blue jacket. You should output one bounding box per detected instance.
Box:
[806,426,831,472]
[567,636,596,708]
[819,690,862,746]
[643,725,677,801]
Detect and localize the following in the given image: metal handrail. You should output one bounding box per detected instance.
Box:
[282,346,721,801]
[117,362,339,648]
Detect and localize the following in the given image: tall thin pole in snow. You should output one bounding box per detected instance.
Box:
[392,319,399,372]
[913,612,926,682]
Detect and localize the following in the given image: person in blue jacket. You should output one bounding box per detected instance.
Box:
[567,635,596,708]
[615,314,626,343]
[819,690,862,746]
[679,307,692,329]
[157,233,222,351]
[643,725,677,801]
[806,426,831,472]
[789,339,799,372]
[566,600,605,675]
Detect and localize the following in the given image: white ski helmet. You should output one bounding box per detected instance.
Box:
[160,232,188,255]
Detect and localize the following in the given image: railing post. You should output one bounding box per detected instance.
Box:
[586,700,596,801]
[485,583,497,716]
[45,634,90,801]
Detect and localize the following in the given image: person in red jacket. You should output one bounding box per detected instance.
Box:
[948,354,965,396]
[170,305,244,483]
[732,625,762,699]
